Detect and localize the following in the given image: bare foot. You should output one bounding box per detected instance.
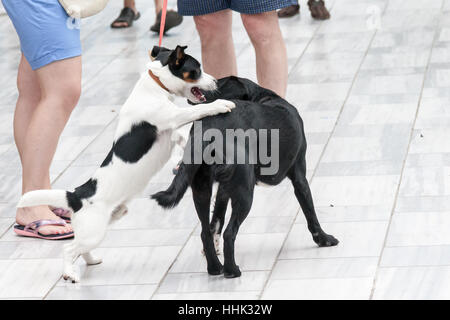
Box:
[16,206,73,236]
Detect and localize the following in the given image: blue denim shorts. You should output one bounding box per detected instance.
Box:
[178,0,296,15]
[2,0,81,70]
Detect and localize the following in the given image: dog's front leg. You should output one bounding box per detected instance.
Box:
[171,99,236,129]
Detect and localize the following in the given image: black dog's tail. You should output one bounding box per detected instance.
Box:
[151,163,200,209]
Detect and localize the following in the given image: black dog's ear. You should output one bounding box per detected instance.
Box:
[150,46,172,61]
[169,45,188,67]
[150,46,161,60]
[175,45,188,60]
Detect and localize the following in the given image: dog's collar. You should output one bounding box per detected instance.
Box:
[148,70,170,93]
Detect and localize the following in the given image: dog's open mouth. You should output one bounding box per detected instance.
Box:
[191,87,206,102]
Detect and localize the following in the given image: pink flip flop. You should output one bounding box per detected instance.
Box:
[52,208,72,222]
[14,219,74,240]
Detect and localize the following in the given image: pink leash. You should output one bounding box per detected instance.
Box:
[158,0,168,46]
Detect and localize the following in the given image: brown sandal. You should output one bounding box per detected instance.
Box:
[111,7,141,28]
[150,10,183,34]
[278,4,300,18]
[308,0,330,20]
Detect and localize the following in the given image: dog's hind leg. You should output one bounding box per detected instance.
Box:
[63,204,110,282]
[76,230,107,272]
[192,167,224,275]
[288,155,339,247]
[63,235,106,282]
[210,184,229,255]
[223,167,255,278]
[81,203,127,266]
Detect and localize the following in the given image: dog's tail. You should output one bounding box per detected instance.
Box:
[17,189,82,212]
[151,163,199,209]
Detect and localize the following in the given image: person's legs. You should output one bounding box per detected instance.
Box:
[15,56,81,236]
[241,11,288,97]
[14,55,41,154]
[154,0,163,15]
[194,10,237,79]
[124,0,137,13]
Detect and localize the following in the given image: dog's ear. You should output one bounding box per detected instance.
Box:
[169,45,188,67]
[176,45,187,60]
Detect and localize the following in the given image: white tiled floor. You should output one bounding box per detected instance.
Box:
[1,0,450,300]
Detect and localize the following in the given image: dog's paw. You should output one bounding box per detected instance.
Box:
[86,257,102,266]
[82,253,103,266]
[208,99,235,115]
[216,99,236,110]
[63,269,80,283]
[313,231,339,247]
[208,263,224,276]
[224,265,241,278]
[215,99,236,112]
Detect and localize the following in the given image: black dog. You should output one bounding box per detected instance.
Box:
[152,76,339,278]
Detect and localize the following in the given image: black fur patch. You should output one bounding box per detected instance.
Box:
[66,192,82,212]
[67,179,98,212]
[100,149,113,167]
[74,179,98,199]
[112,121,158,163]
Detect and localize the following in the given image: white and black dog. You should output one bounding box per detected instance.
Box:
[17,45,235,283]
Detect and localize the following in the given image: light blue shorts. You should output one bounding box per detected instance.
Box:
[2,0,81,70]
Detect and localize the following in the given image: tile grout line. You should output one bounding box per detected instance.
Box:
[258,0,381,299]
[50,116,117,186]
[284,0,341,79]
[368,1,444,300]
[148,221,200,300]
[286,21,325,78]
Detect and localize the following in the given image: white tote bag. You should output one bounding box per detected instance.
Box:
[59,0,109,18]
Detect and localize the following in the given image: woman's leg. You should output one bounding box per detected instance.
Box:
[194,10,237,79]
[241,11,288,97]
[15,55,81,235]
[154,0,163,14]
[14,54,41,154]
